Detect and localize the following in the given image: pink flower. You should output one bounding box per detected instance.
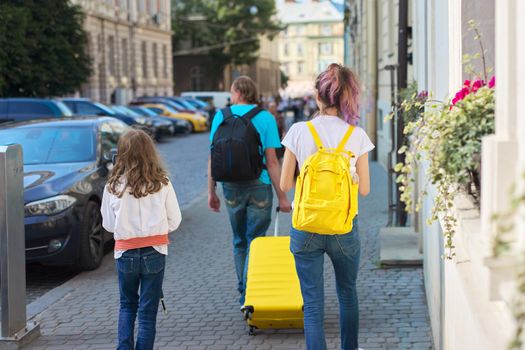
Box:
[463,80,471,88]
[488,76,495,88]
[471,80,484,92]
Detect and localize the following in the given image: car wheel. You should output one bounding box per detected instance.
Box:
[188,122,194,133]
[76,201,105,271]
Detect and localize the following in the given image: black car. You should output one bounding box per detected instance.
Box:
[128,105,192,135]
[0,117,129,270]
[0,98,74,123]
[111,105,174,140]
[61,98,154,134]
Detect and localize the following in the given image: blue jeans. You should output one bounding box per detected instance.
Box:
[290,219,360,350]
[222,181,273,305]
[116,247,165,350]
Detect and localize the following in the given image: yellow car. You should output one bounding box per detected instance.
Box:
[139,103,208,133]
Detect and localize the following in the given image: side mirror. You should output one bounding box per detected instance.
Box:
[103,148,118,170]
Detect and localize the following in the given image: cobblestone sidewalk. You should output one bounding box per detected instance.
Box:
[23,163,433,350]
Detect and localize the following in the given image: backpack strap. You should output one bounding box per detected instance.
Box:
[336,125,355,152]
[306,121,324,149]
[243,106,263,121]
[221,107,233,120]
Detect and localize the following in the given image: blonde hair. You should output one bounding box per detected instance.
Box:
[107,129,169,198]
[232,76,258,104]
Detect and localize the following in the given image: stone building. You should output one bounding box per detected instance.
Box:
[71,0,173,104]
[277,0,345,97]
[173,35,281,98]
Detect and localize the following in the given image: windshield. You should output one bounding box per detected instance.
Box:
[0,126,96,165]
[93,102,116,116]
[130,106,156,117]
[173,98,197,111]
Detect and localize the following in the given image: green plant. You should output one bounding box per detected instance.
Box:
[394,21,495,258]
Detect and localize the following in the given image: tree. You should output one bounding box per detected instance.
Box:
[0,0,91,97]
[172,0,282,89]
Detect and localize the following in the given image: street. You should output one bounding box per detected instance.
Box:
[22,132,433,349]
[25,132,211,304]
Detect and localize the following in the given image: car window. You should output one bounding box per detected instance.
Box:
[8,101,54,116]
[0,101,8,115]
[77,102,104,116]
[173,98,197,111]
[147,107,164,115]
[0,126,95,164]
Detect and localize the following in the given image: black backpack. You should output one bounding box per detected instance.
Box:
[211,106,264,182]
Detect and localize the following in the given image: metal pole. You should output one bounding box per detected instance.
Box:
[384,64,398,226]
[0,145,40,348]
[396,0,409,226]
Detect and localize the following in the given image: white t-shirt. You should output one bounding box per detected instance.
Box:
[281,115,375,168]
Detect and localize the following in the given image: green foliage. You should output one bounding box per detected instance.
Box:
[280,70,289,88]
[0,0,91,97]
[172,0,282,86]
[396,87,495,257]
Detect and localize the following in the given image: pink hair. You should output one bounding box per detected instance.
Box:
[315,63,361,125]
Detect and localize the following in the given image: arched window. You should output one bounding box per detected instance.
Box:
[190,66,203,91]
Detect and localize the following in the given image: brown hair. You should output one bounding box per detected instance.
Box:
[232,76,258,104]
[107,129,169,198]
[315,63,361,125]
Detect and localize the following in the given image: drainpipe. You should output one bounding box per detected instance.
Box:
[396,0,409,226]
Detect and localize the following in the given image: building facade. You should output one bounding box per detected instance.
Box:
[173,35,281,98]
[277,0,345,97]
[71,0,174,104]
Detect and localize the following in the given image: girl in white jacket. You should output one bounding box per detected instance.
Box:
[101,129,181,350]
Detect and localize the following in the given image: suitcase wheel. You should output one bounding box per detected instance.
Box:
[241,305,254,321]
[249,326,256,336]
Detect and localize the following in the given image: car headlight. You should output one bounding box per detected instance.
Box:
[25,195,77,217]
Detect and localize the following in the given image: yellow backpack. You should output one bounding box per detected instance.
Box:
[292,121,359,234]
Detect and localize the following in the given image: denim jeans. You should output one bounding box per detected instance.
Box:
[222,180,273,305]
[116,247,165,350]
[290,218,360,350]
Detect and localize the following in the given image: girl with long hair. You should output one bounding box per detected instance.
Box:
[101,129,182,350]
[280,63,374,350]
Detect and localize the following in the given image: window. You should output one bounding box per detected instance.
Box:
[190,67,202,90]
[121,38,129,77]
[297,43,304,56]
[8,102,53,115]
[317,60,331,73]
[284,43,289,56]
[162,45,168,78]
[297,61,304,75]
[153,43,158,78]
[142,42,148,78]
[108,36,115,76]
[283,62,290,75]
[321,24,332,36]
[318,42,333,55]
[76,102,105,116]
[296,25,305,36]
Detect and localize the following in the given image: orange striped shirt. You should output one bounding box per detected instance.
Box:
[114,234,169,251]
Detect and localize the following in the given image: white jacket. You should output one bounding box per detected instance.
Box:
[101,180,182,258]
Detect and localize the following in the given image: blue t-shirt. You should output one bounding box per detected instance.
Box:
[209,104,282,184]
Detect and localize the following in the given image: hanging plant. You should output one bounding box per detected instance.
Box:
[394,21,495,258]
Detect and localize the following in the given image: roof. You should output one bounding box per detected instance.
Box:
[0,116,112,130]
[277,1,344,24]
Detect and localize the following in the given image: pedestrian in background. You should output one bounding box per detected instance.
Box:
[208,76,291,305]
[280,63,374,350]
[268,101,286,160]
[101,129,182,350]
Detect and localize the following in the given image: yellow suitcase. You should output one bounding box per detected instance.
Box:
[241,209,304,335]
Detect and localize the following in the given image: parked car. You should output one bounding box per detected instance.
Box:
[134,103,208,133]
[182,96,216,123]
[133,96,196,114]
[111,105,174,140]
[61,98,155,135]
[181,91,231,109]
[0,98,73,123]
[128,106,192,135]
[0,117,129,270]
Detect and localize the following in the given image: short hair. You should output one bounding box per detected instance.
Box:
[232,76,258,104]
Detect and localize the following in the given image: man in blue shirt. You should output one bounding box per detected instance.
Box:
[208,76,291,305]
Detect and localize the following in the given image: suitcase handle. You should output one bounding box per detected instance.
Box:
[274,207,280,237]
